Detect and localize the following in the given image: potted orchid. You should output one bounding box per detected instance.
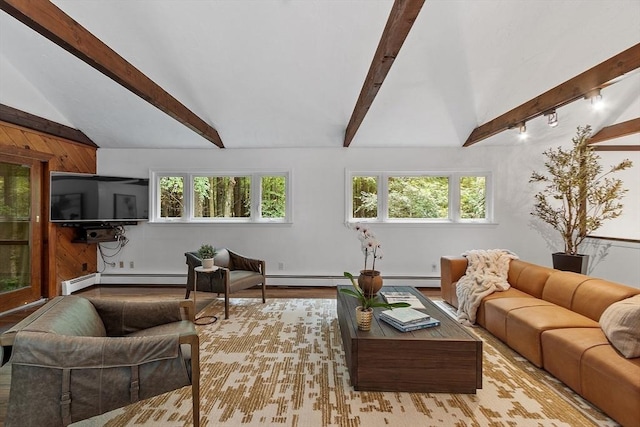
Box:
[340,271,410,331]
[352,223,384,296]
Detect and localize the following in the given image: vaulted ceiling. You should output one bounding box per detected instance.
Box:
[1,0,639,150]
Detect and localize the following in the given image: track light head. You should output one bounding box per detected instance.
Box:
[584,88,603,109]
[517,122,527,140]
[545,110,559,127]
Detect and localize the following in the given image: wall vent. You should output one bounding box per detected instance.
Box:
[61,273,101,295]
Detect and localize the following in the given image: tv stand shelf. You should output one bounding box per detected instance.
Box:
[65,222,135,243]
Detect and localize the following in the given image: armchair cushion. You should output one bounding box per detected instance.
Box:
[89,298,188,336]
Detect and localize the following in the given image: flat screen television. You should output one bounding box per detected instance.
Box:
[50,172,149,223]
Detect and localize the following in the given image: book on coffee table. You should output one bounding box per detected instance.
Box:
[380,314,441,332]
[380,291,425,309]
[380,307,429,324]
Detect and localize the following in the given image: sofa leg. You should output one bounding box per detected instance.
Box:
[261,283,266,303]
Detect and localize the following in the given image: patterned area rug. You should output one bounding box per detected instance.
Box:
[78,298,617,427]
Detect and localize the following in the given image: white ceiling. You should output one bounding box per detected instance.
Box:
[1,0,639,150]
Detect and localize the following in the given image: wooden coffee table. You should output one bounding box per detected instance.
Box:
[337,285,482,393]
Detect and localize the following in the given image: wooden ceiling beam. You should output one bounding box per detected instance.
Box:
[588,118,640,145]
[0,104,97,147]
[463,43,640,147]
[592,145,639,152]
[344,0,425,147]
[0,0,224,148]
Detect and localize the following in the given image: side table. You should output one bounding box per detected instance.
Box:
[193,266,219,325]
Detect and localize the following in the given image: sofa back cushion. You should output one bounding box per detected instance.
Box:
[572,279,640,321]
[542,271,591,309]
[509,260,554,298]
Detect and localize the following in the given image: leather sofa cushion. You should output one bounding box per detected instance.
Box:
[540,328,610,394]
[541,271,590,309]
[476,288,533,327]
[572,279,640,321]
[510,262,554,298]
[599,294,640,358]
[581,344,640,427]
[483,298,555,342]
[506,305,600,367]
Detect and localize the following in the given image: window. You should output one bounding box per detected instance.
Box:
[348,171,491,223]
[152,171,290,223]
[159,176,184,218]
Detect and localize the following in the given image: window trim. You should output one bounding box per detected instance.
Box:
[150,170,292,224]
[346,170,493,224]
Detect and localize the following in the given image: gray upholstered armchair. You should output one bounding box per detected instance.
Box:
[185,248,266,319]
[0,296,200,427]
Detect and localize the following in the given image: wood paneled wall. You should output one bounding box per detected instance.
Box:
[0,121,97,299]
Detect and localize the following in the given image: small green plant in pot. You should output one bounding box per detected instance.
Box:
[341,271,410,331]
[198,244,217,269]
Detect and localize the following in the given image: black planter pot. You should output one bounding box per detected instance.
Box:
[552,252,589,274]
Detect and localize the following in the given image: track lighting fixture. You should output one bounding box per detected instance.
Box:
[517,122,527,140]
[545,110,559,127]
[518,123,526,133]
[584,88,603,109]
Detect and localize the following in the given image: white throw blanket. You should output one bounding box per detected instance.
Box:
[456,249,518,326]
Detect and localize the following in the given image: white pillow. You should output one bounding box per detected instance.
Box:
[600,294,640,358]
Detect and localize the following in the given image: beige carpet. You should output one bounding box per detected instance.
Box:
[78,298,618,427]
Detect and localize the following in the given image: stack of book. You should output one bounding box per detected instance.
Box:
[380,307,440,332]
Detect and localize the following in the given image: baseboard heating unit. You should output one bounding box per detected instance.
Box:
[62,273,101,295]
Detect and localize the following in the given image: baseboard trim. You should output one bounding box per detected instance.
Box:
[99,273,441,288]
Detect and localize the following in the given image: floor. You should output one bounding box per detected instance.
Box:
[0,285,441,424]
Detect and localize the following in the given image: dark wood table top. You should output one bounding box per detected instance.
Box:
[337,285,480,342]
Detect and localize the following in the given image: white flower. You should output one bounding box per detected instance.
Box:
[352,224,383,271]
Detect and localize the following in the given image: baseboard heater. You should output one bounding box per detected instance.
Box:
[62,272,101,295]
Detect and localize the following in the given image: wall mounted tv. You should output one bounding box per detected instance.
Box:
[50,173,149,223]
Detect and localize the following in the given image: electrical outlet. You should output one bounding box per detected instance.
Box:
[82,263,88,271]
[278,262,285,271]
[119,261,124,268]
[431,263,437,272]
[129,261,134,268]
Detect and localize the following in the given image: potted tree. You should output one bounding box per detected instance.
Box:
[198,244,217,269]
[341,272,410,331]
[529,125,633,273]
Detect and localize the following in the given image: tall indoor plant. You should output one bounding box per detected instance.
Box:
[529,125,632,273]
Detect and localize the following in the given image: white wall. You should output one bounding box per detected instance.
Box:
[96,142,639,288]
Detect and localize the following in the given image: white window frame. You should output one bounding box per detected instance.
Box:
[346,170,493,224]
[150,170,292,224]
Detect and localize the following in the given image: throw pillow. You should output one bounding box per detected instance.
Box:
[599,294,640,358]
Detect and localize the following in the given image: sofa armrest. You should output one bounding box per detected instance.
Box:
[89,299,188,336]
[440,256,468,307]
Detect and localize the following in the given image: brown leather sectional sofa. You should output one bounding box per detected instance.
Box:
[441,256,640,427]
